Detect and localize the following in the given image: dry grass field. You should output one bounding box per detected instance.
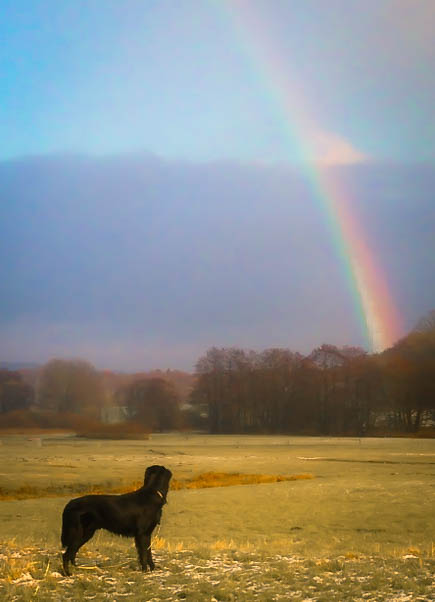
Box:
[0,434,434,600]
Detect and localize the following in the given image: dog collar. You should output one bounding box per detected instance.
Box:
[156,490,164,500]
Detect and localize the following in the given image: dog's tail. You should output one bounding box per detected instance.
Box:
[61,503,82,549]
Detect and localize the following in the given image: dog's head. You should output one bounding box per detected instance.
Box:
[144,465,163,486]
[144,465,172,501]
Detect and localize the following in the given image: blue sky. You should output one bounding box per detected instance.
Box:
[1,0,434,163]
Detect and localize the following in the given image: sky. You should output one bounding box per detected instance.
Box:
[1,1,434,370]
[2,0,434,163]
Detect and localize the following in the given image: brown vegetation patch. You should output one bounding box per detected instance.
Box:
[76,422,149,439]
[170,471,315,490]
[0,472,314,501]
[0,410,149,439]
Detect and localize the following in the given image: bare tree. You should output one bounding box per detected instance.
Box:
[38,359,105,418]
[0,370,34,413]
[122,377,181,431]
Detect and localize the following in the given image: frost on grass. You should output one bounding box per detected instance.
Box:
[0,543,434,601]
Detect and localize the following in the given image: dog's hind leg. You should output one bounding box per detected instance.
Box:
[61,509,81,575]
[62,526,96,575]
[62,510,96,575]
[62,540,81,576]
[62,549,74,576]
[74,524,96,563]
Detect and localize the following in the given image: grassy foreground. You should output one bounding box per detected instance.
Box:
[0,434,434,600]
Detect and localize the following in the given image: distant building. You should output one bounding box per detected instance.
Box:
[101,405,130,424]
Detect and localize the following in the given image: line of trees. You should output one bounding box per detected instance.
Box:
[191,319,435,436]
[1,311,434,436]
[0,360,185,431]
[192,330,435,436]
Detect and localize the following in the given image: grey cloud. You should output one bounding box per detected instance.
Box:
[1,154,433,369]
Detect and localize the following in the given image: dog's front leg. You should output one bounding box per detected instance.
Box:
[135,533,153,571]
[145,535,155,571]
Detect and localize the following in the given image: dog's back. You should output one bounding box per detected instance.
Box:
[63,489,161,537]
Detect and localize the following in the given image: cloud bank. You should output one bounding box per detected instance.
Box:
[0,154,434,370]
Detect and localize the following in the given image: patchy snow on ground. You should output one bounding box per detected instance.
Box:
[0,544,434,601]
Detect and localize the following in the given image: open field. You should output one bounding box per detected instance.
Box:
[0,434,434,600]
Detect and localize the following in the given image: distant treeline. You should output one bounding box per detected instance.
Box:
[192,336,435,436]
[192,312,435,436]
[1,312,434,436]
[0,362,190,433]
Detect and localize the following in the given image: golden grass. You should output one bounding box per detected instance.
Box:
[122,536,435,559]
[0,472,314,501]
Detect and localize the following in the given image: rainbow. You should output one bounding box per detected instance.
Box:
[217,0,402,352]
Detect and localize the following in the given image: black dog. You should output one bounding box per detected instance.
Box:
[61,465,172,576]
